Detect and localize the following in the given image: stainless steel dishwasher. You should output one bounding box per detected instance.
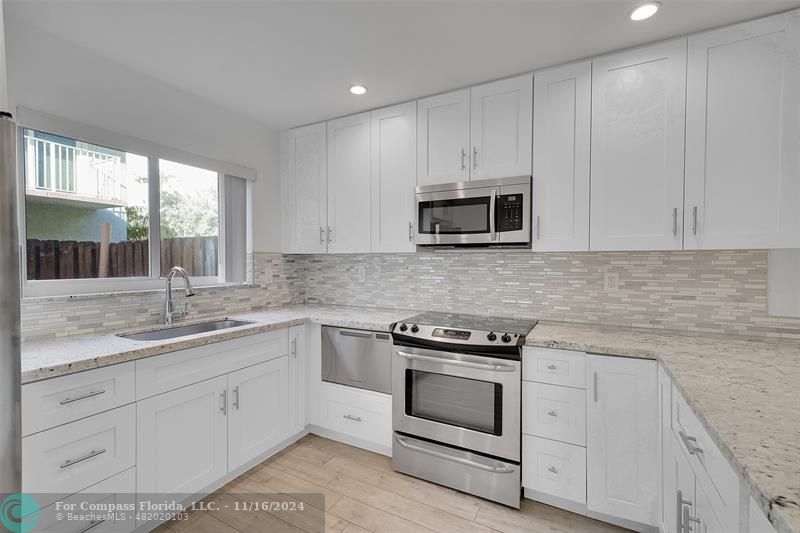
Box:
[322,326,392,394]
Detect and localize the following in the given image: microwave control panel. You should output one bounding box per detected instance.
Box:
[497,194,524,232]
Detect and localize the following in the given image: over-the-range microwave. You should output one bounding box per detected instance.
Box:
[415,175,531,247]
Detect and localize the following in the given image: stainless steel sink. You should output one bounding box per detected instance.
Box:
[120,319,255,341]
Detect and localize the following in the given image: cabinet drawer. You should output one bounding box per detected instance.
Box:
[319,383,392,448]
[23,404,136,507]
[22,362,135,436]
[33,468,136,533]
[136,329,288,399]
[522,381,586,446]
[522,435,586,505]
[523,347,586,388]
[671,386,739,526]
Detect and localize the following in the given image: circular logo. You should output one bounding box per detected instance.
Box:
[0,493,40,533]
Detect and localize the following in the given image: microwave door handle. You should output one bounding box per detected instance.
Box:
[489,189,497,241]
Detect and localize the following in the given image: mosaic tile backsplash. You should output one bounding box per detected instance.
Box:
[21,249,800,341]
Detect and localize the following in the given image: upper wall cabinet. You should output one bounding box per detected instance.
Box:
[684,11,800,250]
[590,39,687,251]
[470,74,533,180]
[417,75,533,187]
[327,113,372,253]
[281,123,328,254]
[532,62,591,252]
[371,102,417,253]
[417,89,470,186]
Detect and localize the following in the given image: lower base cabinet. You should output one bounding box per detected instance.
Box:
[288,324,308,436]
[316,382,392,451]
[522,434,586,505]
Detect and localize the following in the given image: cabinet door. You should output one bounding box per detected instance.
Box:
[685,11,800,249]
[417,89,470,186]
[532,62,591,251]
[371,102,417,252]
[228,357,289,471]
[327,112,372,253]
[281,123,328,253]
[659,366,677,533]
[288,325,307,436]
[587,355,658,526]
[470,74,533,180]
[137,375,228,495]
[590,40,687,251]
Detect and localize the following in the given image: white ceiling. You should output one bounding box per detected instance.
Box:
[6,0,800,130]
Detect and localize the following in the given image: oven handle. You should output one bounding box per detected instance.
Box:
[489,188,497,241]
[395,435,516,474]
[395,350,517,372]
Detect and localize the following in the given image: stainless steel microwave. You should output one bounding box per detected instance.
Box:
[415,176,531,246]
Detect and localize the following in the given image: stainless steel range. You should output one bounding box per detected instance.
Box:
[391,312,537,508]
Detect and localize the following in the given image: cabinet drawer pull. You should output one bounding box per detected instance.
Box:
[546,364,557,370]
[472,146,478,170]
[593,372,598,402]
[77,519,106,533]
[220,390,227,415]
[291,338,297,358]
[59,389,106,405]
[672,207,678,236]
[60,448,106,469]
[547,465,559,474]
[692,206,698,235]
[536,215,541,241]
[461,148,467,171]
[320,227,325,244]
[233,386,240,410]
[409,222,414,242]
[546,410,558,417]
[679,430,704,455]
[343,414,362,422]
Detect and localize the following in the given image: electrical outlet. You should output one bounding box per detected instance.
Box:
[357,267,367,283]
[264,268,274,284]
[604,272,619,292]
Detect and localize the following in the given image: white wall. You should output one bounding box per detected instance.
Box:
[4,15,281,252]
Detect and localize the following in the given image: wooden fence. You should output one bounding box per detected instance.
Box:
[26,237,218,280]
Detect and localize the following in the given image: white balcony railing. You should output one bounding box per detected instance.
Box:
[24,134,128,205]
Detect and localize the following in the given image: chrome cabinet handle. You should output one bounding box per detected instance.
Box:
[396,350,516,372]
[327,226,333,243]
[395,435,516,474]
[536,215,541,240]
[343,414,362,422]
[233,385,240,410]
[546,410,558,417]
[461,148,467,171]
[489,189,497,241]
[679,430,703,455]
[547,465,559,474]
[77,519,106,533]
[673,207,678,236]
[291,338,297,358]
[60,389,106,405]
[677,490,691,533]
[546,364,557,370]
[408,222,414,242]
[220,389,227,415]
[692,206,698,235]
[320,227,325,244]
[683,504,701,532]
[593,371,598,402]
[60,449,106,469]
[472,146,478,170]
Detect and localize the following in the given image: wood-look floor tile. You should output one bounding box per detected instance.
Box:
[327,474,492,533]
[315,438,392,472]
[328,497,434,533]
[284,442,337,466]
[341,523,373,533]
[247,465,344,510]
[476,499,629,533]
[268,451,342,486]
[202,492,304,533]
[171,513,241,533]
[163,508,206,532]
[325,515,354,533]
[324,455,480,521]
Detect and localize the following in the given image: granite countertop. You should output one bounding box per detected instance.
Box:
[527,321,800,533]
[21,304,415,384]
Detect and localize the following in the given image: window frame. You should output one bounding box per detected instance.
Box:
[17,108,255,298]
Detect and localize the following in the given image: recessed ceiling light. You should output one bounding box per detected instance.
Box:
[629,2,660,21]
[349,85,367,95]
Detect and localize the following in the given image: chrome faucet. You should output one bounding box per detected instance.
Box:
[164,266,195,325]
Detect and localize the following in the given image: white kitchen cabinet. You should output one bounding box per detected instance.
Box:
[137,375,228,495]
[532,62,591,252]
[590,39,687,251]
[327,112,372,253]
[417,89,470,186]
[522,434,587,506]
[469,74,532,180]
[586,354,658,526]
[281,122,328,254]
[316,382,392,452]
[288,324,308,436]
[370,102,417,252]
[750,496,777,533]
[228,357,289,471]
[659,365,677,533]
[685,10,800,249]
[522,381,586,446]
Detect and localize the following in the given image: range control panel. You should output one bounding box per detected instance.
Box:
[498,194,524,232]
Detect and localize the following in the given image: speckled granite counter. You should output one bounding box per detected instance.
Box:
[527,321,800,533]
[21,304,415,384]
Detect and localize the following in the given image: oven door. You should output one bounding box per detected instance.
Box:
[415,186,499,245]
[392,344,520,461]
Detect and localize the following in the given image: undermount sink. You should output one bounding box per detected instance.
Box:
[119,319,255,341]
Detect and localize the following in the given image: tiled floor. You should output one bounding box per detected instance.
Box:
[155,434,628,533]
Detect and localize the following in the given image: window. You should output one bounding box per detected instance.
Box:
[21,125,251,296]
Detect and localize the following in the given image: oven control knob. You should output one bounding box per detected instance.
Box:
[501,333,512,343]
[487,332,497,341]
[410,325,419,333]
[399,323,408,332]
